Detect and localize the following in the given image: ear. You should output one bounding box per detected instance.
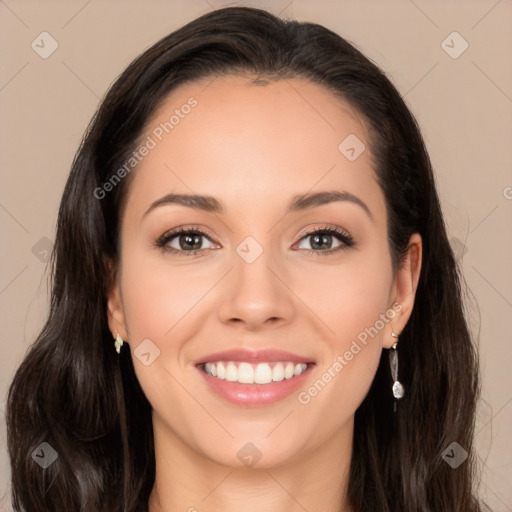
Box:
[106,260,128,342]
[383,233,422,349]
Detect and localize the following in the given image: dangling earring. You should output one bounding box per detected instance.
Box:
[114,331,124,354]
[389,331,404,412]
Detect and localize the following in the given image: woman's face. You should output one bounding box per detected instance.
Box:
[108,75,421,468]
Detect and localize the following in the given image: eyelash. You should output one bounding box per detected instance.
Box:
[155,224,355,257]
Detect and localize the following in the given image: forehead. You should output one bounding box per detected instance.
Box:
[124,74,383,222]
[148,73,370,149]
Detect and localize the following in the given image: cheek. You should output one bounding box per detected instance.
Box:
[291,244,393,340]
[118,250,209,424]
[291,249,393,420]
[119,247,212,341]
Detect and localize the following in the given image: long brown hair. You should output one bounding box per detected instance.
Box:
[7,7,489,511]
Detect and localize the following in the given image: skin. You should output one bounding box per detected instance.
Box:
[107,75,422,512]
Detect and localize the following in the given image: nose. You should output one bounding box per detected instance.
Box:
[217,247,295,331]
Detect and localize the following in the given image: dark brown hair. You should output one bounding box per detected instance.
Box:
[7,6,489,511]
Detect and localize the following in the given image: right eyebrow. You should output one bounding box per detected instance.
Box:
[143,193,224,218]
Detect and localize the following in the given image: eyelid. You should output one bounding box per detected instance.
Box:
[157,224,216,240]
[295,224,352,241]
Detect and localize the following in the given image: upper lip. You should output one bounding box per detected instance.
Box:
[194,348,314,366]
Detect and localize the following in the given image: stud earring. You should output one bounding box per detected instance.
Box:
[114,331,124,354]
[389,331,404,411]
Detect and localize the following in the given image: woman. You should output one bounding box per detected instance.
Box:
[6,6,489,512]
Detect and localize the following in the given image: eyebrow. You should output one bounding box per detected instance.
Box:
[143,190,373,220]
[287,190,373,220]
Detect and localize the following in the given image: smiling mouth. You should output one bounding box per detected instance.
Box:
[198,361,312,385]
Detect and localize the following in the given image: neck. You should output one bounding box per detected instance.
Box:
[148,413,354,512]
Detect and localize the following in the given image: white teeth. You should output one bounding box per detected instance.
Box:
[272,363,285,382]
[284,362,295,379]
[226,362,238,382]
[254,363,272,384]
[203,361,308,384]
[216,361,226,379]
[237,362,254,384]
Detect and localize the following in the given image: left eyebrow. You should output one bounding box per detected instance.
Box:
[142,190,373,221]
[286,190,374,221]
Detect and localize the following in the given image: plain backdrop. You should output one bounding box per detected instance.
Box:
[1,1,511,510]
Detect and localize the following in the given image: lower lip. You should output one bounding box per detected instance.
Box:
[197,365,314,407]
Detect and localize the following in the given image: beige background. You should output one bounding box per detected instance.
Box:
[1,0,511,510]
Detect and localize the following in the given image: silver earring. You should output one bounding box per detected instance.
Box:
[389,331,404,412]
[114,331,124,354]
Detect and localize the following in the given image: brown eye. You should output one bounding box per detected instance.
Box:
[177,233,204,251]
[295,227,354,254]
[308,233,336,250]
[156,227,218,255]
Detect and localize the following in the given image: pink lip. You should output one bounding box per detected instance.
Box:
[194,348,313,365]
[198,366,314,407]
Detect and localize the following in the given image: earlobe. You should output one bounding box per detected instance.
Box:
[383,233,423,348]
[106,280,128,341]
